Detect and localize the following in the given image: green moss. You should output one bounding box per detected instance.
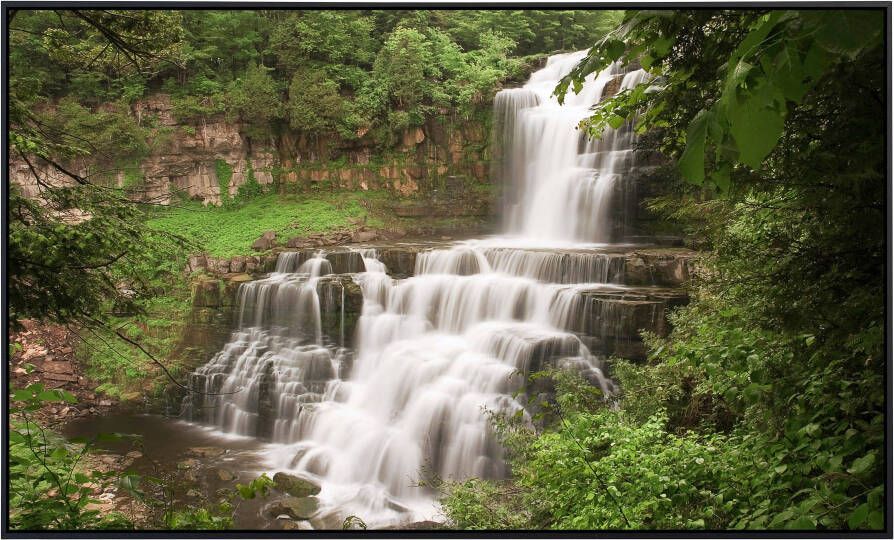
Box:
[215,159,233,205]
[121,163,145,190]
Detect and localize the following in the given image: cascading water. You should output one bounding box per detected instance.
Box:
[495,50,648,242]
[184,52,648,528]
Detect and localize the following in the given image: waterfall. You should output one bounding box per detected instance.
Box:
[495,50,647,243]
[184,52,648,527]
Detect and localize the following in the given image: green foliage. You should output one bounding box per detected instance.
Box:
[287,67,347,136]
[225,63,285,139]
[214,159,233,205]
[8,182,185,329]
[443,8,884,533]
[9,385,134,530]
[146,192,385,257]
[558,10,884,190]
[235,160,264,201]
[234,473,274,500]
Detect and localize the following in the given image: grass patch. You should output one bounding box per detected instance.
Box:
[146,192,388,257]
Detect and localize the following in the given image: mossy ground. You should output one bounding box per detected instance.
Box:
[146,192,389,257]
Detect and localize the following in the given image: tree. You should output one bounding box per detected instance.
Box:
[226,63,285,140]
[287,67,346,136]
[8,10,185,331]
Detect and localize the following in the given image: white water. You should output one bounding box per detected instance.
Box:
[496,50,649,243]
[185,52,647,528]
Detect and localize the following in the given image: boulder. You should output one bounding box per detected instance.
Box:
[215,468,236,482]
[273,472,321,498]
[252,230,277,251]
[265,496,320,520]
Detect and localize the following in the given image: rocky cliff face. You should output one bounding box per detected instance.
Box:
[10,94,496,218]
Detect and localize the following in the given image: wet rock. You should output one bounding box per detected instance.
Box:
[244,256,260,274]
[622,248,695,286]
[187,446,226,459]
[286,236,314,249]
[252,230,277,251]
[256,361,276,440]
[192,278,221,308]
[261,255,279,273]
[272,472,321,498]
[324,251,365,274]
[223,273,252,306]
[379,247,420,277]
[177,458,200,470]
[265,496,320,520]
[215,468,236,481]
[186,489,202,498]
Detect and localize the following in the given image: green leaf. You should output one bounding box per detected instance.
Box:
[607,115,625,129]
[12,389,33,402]
[789,516,816,529]
[848,453,875,475]
[867,511,884,530]
[678,109,711,184]
[774,464,788,474]
[727,82,785,169]
[848,503,869,529]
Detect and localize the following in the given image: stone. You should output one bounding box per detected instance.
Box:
[272,472,321,498]
[177,458,200,470]
[42,361,73,374]
[187,446,226,459]
[324,251,366,274]
[192,279,221,308]
[351,230,377,243]
[230,256,246,273]
[215,468,236,481]
[206,257,230,274]
[251,230,277,251]
[265,496,320,520]
[187,254,208,273]
[286,236,313,249]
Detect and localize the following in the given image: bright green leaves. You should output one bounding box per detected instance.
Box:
[726,80,786,169]
[235,473,274,500]
[566,9,883,191]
